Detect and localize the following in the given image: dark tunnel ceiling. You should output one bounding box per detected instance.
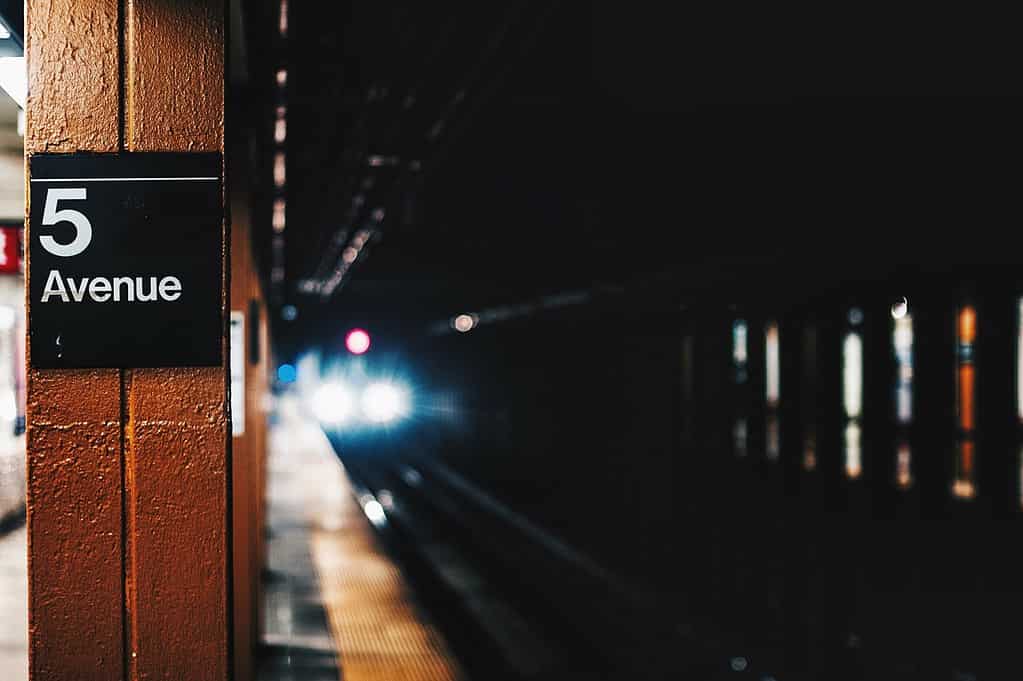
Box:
[245,4,697,304]
[241,2,1023,355]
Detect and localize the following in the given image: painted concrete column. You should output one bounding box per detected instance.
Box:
[26,2,229,680]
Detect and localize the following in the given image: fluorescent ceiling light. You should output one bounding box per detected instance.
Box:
[0,56,25,109]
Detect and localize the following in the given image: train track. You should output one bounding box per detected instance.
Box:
[334,444,758,681]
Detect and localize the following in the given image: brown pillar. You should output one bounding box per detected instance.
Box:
[26,2,229,680]
[230,168,269,681]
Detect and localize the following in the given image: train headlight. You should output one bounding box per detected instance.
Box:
[361,382,409,424]
[310,382,354,426]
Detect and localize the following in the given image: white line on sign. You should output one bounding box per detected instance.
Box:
[30,176,220,182]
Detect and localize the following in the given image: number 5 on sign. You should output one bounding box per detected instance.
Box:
[40,187,92,257]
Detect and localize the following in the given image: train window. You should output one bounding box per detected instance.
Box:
[1018,298,1023,422]
[843,310,864,479]
[1017,298,1023,508]
[842,332,863,419]
[765,322,779,404]
[732,319,748,384]
[893,312,914,488]
[802,325,817,471]
[733,418,748,458]
[765,321,780,461]
[953,304,977,500]
[732,319,749,457]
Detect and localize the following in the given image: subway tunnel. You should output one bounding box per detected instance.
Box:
[0,2,1021,681]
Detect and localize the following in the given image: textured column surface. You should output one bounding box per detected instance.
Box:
[25,2,125,680]
[123,1,229,680]
[26,1,230,680]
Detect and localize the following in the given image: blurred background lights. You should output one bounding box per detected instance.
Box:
[277,363,297,383]
[281,304,298,321]
[362,382,409,423]
[362,498,386,526]
[729,656,748,672]
[311,382,354,425]
[452,313,477,333]
[345,328,371,354]
[891,296,909,319]
[0,56,26,109]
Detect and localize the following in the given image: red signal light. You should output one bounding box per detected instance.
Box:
[345,328,370,355]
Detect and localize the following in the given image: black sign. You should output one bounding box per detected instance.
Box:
[29,153,223,369]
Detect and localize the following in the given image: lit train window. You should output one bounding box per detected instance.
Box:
[896,442,912,490]
[1018,297,1023,422]
[765,321,780,461]
[844,422,862,478]
[732,319,748,384]
[732,319,749,458]
[1017,298,1023,509]
[953,305,977,500]
[843,310,863,479]
[842,332,863,419]
[765,322,779,405]
[893,315,913,424]
[893,312,914,489]
[802,325,817,471]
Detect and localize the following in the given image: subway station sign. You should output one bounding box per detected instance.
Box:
[28,153,223,369]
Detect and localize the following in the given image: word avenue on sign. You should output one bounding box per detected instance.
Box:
[40,271,182,303]
[29,153,223,369]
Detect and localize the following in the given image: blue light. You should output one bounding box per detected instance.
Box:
[277,363,297,383]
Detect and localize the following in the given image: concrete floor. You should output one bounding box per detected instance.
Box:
[0,524,27,681]
[258,398,344,681]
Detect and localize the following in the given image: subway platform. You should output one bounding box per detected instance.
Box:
[0,398,461,681]
[0,432,25,681]
[258,397,463,681]
[0,524,26,681]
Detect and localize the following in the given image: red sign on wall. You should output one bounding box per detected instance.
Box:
[0,226,22,274]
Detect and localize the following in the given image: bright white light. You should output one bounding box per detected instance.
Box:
[843,332,863,418]
[361,382,409,423]
[891,296,908,319]
[453,314,476,333]
[362,499,386,526]
[0,57,26,109]
[310,382,353,425]
[765,322,780,405]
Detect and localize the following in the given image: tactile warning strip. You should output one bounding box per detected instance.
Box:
[310,474,464,681]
